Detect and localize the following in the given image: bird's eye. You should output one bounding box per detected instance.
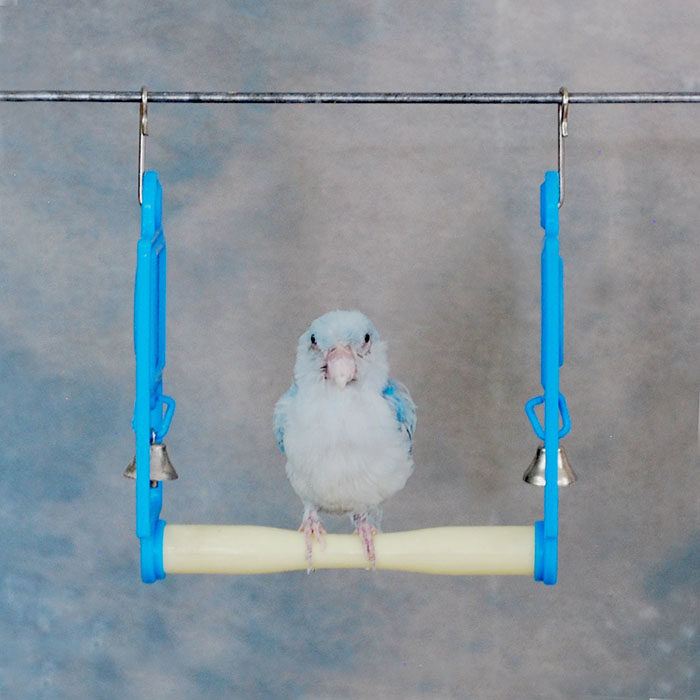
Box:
[310,334,317,346]
[364,333,371,344]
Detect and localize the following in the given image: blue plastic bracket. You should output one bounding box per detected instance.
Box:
[524,392,571,440]
[154,394,176,442]
[529,171,570,586]
[133,170,170,583]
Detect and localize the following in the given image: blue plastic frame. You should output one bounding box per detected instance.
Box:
[130,169,569,585]
[132,170,172,583]
[528,171,569,585]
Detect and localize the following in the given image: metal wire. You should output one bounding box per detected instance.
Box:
[557,88,569,208]
[138,87,148,205]
[1,90,699,104]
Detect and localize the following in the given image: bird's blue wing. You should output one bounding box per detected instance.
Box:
[273,382,297,453]
[382,379,417,450]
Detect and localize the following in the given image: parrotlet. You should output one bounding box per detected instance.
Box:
[274,310,416,570]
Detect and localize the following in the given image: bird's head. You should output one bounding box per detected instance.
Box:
[294,310,389,391]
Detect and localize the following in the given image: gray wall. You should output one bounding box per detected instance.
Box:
[1,3,697,698]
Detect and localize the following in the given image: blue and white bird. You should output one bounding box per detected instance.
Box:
[274,310,416,570]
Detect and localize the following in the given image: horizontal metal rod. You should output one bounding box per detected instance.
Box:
[1,90,699,104]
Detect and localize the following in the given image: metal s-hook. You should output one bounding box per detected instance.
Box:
[138,86,148,204]
[557,87,569,207]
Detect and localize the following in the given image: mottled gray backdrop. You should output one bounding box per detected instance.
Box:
[1,2,698,699]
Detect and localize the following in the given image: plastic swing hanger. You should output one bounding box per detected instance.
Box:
[524,88,576,584]
[125,88,176,582]
[126,87,574,584]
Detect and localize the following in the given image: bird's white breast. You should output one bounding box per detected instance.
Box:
[283,383,413,514]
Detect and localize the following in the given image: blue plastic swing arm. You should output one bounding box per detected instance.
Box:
[132,170,172,583]
[531,171,568,585]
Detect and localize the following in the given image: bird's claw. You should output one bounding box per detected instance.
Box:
[299,512,326,573]
[353,514,378,570]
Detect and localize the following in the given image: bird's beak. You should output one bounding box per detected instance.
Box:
[324,345,357,389]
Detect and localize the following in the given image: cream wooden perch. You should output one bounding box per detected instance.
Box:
[163,525,535,575]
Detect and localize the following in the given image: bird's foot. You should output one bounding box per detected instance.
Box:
[299,510,326,573]
[353,513,378,570]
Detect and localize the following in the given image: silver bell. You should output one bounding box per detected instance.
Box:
[124,443,179,482]
[523,444,576,486]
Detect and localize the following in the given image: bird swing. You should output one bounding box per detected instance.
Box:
[126,88,574,585]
